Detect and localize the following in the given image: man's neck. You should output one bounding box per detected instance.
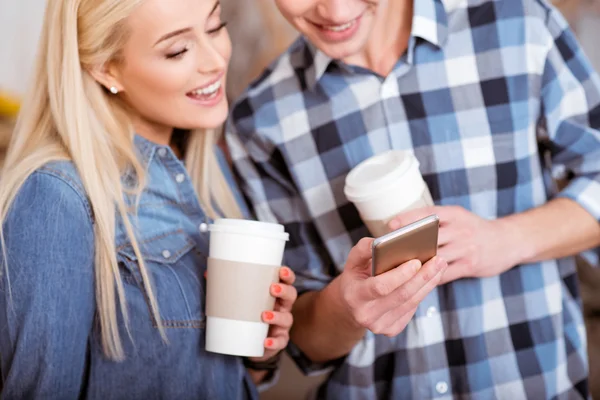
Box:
[344,0,414,77]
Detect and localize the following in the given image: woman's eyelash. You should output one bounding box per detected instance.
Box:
[207,22,227,35]
[165,21,227,59]
[166,48,188,59]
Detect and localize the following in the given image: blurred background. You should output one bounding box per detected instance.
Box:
[0,0,599,399]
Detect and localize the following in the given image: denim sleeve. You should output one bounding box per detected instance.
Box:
[540,6,600,266]
[0,171,95,398]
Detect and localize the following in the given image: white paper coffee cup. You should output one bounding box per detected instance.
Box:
[344,150,433,237]
[205,219,289,357]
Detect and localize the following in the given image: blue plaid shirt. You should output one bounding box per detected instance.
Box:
[227,0,600,398]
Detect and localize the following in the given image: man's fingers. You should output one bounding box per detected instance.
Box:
[388,256,447,307]
[388,207,437,231]
[384,308,419,337]
[369,306,418,337]
[436,242,466,265]
[367,259,422,298]
[437,225,454,246]
[369,260,447,337]
[438,263,468,285]
[389,205,467,233]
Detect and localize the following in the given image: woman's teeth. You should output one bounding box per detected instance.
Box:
[324,20,355,32]
[190,81,221,99]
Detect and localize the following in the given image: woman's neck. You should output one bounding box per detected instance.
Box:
[131,114,181,152]
[134,126,172,146]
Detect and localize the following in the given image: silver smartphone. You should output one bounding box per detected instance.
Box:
[371,214,439,276]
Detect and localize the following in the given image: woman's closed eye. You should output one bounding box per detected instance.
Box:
[206,21,227,36]
[166,48,189,59]
[164,22,227,60]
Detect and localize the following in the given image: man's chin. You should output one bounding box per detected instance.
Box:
[304,27,369,61]
[317,42,366,62]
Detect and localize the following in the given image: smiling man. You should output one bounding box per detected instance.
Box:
[226,0,600,398]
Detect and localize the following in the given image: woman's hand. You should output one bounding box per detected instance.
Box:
[245,267,297,384]
[250,266,297,362]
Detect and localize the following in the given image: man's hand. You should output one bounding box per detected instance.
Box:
[289,238,447,363]
[389,206,523,285]
[337,238,448,336]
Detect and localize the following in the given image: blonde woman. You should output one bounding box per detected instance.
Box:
[0,0,296,398]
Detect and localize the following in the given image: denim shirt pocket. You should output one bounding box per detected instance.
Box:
[117,229,206,329]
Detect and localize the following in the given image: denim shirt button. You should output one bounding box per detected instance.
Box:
[161,250,171,259]
[157,148,168,158]
[175,174,185,183]
[199,223,209,233]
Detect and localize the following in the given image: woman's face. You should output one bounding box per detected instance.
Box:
[105,0,231,140]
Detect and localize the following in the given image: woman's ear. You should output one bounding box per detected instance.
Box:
[88,62,124,94]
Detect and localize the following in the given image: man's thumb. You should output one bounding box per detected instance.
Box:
[344,238,374,275]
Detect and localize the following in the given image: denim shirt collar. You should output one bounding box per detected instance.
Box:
[119,135,160,190]
[133,134,161,166]
[126,133,250,219]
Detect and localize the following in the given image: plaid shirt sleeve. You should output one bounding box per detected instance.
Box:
[225,115,335,294]
[541,7,600,265]
[226,114,345,375]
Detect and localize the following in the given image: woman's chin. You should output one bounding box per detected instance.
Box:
[178,109,229,131]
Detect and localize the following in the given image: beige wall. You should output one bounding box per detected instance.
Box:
[0,0,45,98]
[222,1,297,101]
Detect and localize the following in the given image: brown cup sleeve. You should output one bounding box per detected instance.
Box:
[206,258,281,323]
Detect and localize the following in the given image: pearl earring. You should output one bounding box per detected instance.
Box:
[109,86,119,94]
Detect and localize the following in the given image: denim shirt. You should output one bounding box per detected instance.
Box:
[0,135,257,400]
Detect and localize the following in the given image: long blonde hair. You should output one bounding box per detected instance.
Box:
[0,0,243,361]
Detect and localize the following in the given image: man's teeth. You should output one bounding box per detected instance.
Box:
[192,81,221,96]
[325,21,354,32]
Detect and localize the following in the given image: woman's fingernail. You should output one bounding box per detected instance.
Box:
[264,311,274,321]
[265,339,273,347]
[203,271,208,279]
[281,268,290,277]
[272,284,282,294]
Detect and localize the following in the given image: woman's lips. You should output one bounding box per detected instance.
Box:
[186,80,224,107]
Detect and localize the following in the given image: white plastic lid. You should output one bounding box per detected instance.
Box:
[344,150,420,203]
[209,219,289,241]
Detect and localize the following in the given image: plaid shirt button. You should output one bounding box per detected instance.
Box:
[436,381,448,395]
